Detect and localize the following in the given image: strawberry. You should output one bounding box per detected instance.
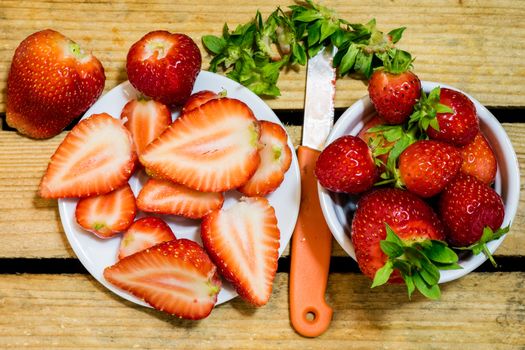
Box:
[398,140,462,197]
[126,31,201,107]
[140,98,260,192]
[75,183,137,239]
[439,174,506,266]
[181,90,220,114]
[201,197,280,306]
[352,188,457,299]
[358,115,392,168]
[459,132,497,184]
[137,178,224,219]
[315,135,379,194]
[120,98,172,156]
[368,69,421,125]
[104,239,221,319]
[6,29,105,139]
[39,113,137,198]
[238,120,292,196]
[118,217,176,260]
[411,87,479,146]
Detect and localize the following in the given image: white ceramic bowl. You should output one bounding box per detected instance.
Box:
[318,81,520,283]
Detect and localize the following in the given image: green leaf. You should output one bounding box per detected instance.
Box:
[293,9,323,22]
[292,43,307,65]
[402,273,416,299]
[320,20,339,42]
[371,260,394,288]
[424,241,459,264]
[338,44,359,75]
[202,35,226,54]
[435,261,463,270]
[435,103,454,114]
[354,50,374,78]
[307,20,322,47]
[413,272,441,300]
[387,27,406,44]
[419,258,440,286]
[384,223,404,246]
[380,240,404,258]
[429,118,440,131]
[308,43,324,58]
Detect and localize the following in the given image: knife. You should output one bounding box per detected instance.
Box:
[289,45,336,337]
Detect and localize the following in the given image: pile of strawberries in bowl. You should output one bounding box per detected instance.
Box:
[316,65,520,299]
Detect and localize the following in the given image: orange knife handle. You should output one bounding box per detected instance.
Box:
[289,145,333,337]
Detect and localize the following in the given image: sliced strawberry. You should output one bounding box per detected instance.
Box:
[238,121,292,196]
[459,132,497,184]
[181,90,220,114]
[118,217,176,259]
[201,197,280,306]
[140,98,261,192]
[104,239,221,319]
[137,178,224,219]
[75,183,137,239]
[121,98,172,156]
[39,113,137,198]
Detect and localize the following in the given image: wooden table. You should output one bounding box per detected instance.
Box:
[1,1,524,348]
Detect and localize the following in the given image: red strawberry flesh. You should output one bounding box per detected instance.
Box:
[39,113,136,198]
[104,239,221,319]
[459,132,497,184]
[118,217,176,260]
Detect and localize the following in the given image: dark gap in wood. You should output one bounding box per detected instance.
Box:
[1,107,523,131]
[0,256,522,275]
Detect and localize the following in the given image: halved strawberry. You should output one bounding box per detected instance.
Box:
[181,90,220,114]
[118,217,176,259]
[140,98,260,192]
[121,98,172,156]
[39,113,136,198]
[201,197,280,306]
[137,178,224,219]
[238,121,292,196]
[104,239,221,319]
[75,183,137,239]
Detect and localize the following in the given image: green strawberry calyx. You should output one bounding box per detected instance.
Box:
[408,86,454,133]
[372,223,461,300]
[455,225,510,268]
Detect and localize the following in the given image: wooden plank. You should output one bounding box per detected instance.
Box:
[0,123,523,259]
[0,273,523,348]
[0,0,524,112]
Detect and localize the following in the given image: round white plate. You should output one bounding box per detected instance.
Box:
[318,81,520,283]
[58,71,301,307]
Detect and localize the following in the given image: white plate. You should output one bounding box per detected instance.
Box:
[318,81,520,283]
[58,71,301,307]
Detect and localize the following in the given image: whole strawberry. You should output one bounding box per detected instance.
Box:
[352,188,458,299]
[439,174,507,265]
[398,140,462,197]
[315,135,379,194]
[368,69,421,125]
[459,132,497,184]
[411,87,479,146]
[126,31,201,107]
[6,29,105,139]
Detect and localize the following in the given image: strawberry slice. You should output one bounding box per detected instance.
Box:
[181,90,220,114]
[104,239,222,319]
[39,113,136,198]
[201,197,280,306]
[75,183,137,239]
[238,121,292,196]
[137,178,224,219]
[118,217,176,259]
[121,98,172,156]
[140,98,260,192]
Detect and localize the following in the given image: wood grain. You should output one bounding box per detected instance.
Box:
[0,273,523,348]
[0,123,523,259]
[0,0,524,111]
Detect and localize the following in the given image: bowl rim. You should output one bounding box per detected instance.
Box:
[318,80,521,283]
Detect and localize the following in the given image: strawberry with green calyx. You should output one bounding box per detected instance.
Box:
[439,174,507,267]
[352,188,460,300]
[368,50,421,125]
[409,87,479,146]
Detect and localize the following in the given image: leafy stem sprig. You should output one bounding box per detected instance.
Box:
[202,0,412,97]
